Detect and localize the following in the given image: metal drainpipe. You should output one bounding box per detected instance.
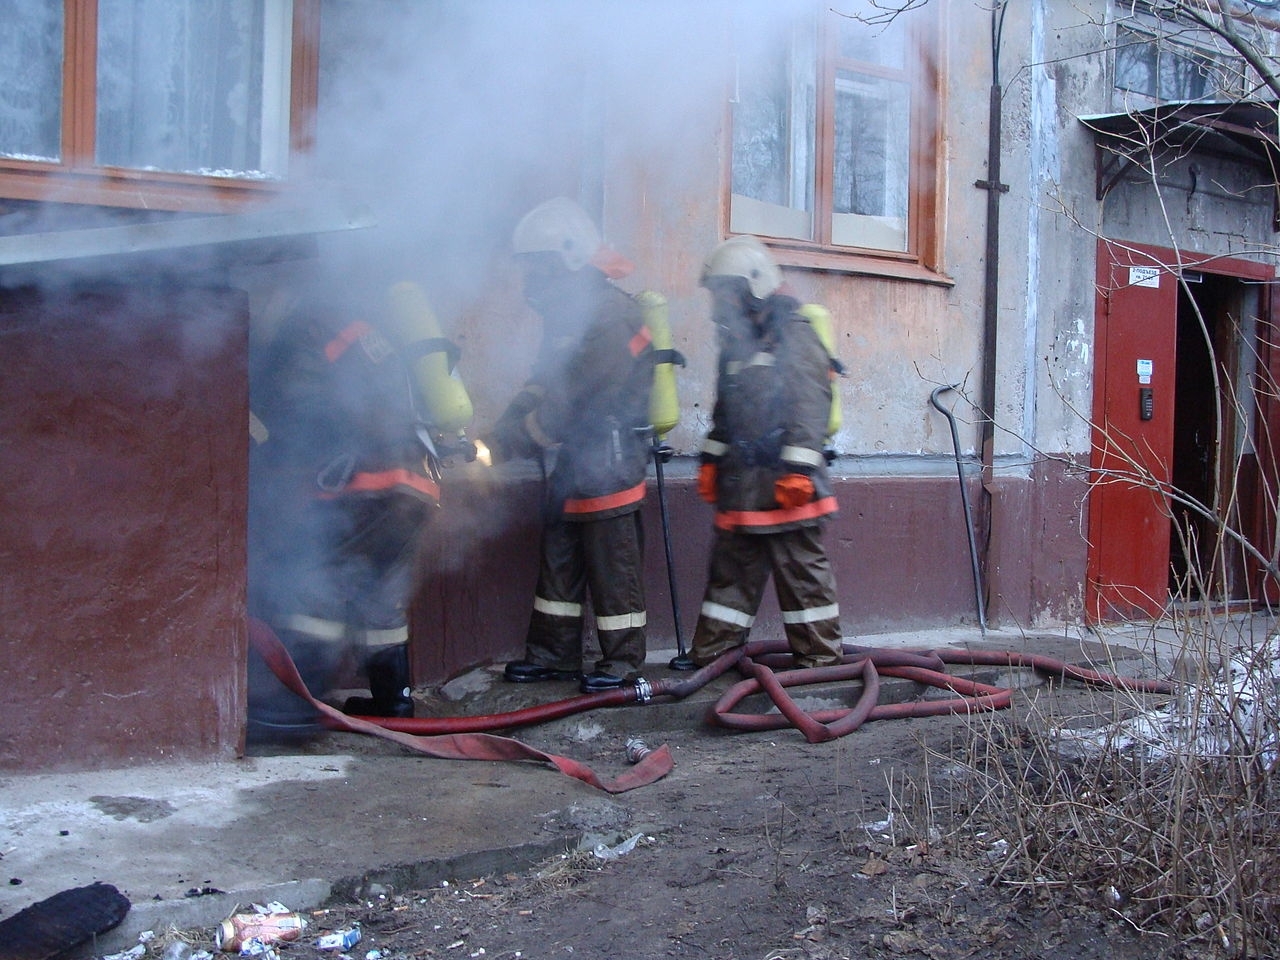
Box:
[974,2,1009,606]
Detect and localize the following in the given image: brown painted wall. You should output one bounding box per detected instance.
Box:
[408,459,1090,682]
[986,459,1092,628]
[0,283,248,772]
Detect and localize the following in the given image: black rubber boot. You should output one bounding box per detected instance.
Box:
[344,644,414,718]
[247,631,333,743]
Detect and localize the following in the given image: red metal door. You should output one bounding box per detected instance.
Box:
[1086,240,1179,622]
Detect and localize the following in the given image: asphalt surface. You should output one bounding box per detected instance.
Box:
[0,624,1201,958]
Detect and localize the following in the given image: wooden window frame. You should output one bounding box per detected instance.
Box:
[724,4,949,286]
[0,0,319,214]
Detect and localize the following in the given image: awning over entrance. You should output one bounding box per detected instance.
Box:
[1079,100,1280,228]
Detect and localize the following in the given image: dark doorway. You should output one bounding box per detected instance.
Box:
[1168,271,1259,603]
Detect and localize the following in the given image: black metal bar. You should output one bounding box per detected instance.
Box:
[930,385,987,634]
[653,439,696,670]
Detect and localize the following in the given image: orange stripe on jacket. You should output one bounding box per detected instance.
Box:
[564,480,647,515]
[714,496,838,531]
[324,320,374,363]
[320,469,441,503]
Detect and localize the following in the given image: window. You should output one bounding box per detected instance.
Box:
[0,0,317,213]
[1111,6,1253,109]
[0,2,63,162]
[728,2,943,278]
[1115,28,1216,103]
[1113,27,1246,106]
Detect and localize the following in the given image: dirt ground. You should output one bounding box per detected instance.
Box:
[178,642,1239,960]
[192,647,1239,960]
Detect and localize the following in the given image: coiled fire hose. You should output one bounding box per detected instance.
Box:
[249,619,1174,792]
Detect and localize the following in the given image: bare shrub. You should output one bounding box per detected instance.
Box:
[918,615,1280,958]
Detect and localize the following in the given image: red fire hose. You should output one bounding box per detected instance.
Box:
[248,618,673,794]
[709,644,1174,741]
[249,619,1175,790]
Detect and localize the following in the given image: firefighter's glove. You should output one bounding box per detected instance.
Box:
[697,462,718,503]
[484,394,543,464]
[774,473,814,509]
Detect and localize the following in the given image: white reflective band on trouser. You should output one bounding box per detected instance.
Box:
[249,410,269,445]
[781,445,825,468]
[781,603,840,625]
[362,625,410,648]
[726,353,776,375]
[534,597,584,618]
[701,601,755,629]
[285,614,347,641]
[702,438,729,457]
[596,610,647,632]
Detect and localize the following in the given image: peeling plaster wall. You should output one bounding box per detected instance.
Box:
[1102,143,1279,261]
[568,1,998,466]
[998,0,1106,462]
[968,1,1118,628]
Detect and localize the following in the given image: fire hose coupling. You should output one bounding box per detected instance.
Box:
[625,737,653,763]
[440,430,479,462]
[633,677,654,702]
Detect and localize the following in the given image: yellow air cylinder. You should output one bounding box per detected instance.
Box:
[798,303,843,441]
[636,291,680,439]
[387,281,474,434]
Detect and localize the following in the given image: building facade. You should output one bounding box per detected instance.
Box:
[2,0,1277,769]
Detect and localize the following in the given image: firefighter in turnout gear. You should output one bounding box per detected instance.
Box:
[690,236,844,669]
[485,197,653,694]
[247,280,472,736]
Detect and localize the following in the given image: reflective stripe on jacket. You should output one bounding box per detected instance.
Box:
[319,467,441,504]
[564,479,647,516]
[252,313,440,509]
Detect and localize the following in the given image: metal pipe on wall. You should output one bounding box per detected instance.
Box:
[974,0,1009,618]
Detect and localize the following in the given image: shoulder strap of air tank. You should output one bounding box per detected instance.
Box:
[633,290,685,366]
[402,337,461,371]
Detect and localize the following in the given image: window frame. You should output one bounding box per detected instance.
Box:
[723,4,948,285]
[0,0,319,214]
[1113,25,1219,104]
[1108,3,1277,110]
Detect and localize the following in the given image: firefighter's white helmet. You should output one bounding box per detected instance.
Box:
[700,235,782,300]
[511,197,602,272]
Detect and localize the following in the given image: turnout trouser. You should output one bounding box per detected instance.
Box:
[524,510,647,677]
[691,523,842,669]
[248,493,429,723]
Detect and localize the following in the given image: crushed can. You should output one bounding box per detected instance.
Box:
[216,912,308,953]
